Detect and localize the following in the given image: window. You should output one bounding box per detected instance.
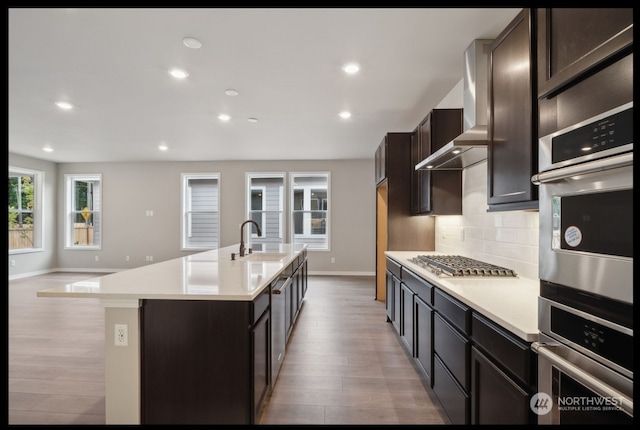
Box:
[182,173,220,250]
[290,172,330,250]
[247,173,285,247]
[65,174,102,249]
[9,167,43,253]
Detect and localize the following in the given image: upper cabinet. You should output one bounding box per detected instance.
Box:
[374,138,387,185]
[487,8,538,211]
[411,109,463,215]
[537,8,633,99]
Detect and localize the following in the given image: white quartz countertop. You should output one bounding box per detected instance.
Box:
[385,251,540,342]
[37,243,307,302]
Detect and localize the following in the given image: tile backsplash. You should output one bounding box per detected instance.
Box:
[435,161,540,280]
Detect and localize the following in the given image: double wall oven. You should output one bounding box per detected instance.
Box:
[531,103,633,424]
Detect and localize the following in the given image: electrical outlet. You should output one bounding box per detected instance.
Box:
[125,256,130,261]
[95,255,99,261]
[115,324,128,346]
[10,260,16,267]
[331,257,335,263]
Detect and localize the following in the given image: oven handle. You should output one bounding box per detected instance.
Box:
[531,152,633,185]
[533,342,634,417]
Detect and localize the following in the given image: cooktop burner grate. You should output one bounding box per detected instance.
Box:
[410,255,517,277]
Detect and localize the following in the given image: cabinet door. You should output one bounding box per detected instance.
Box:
[537,8,633,98]
[252,310,270,422]
[415,295,433,387]
[375,138,387,184]
[412,109,463,215]
[400,283,415,355]
[385,270,394,322]
[487,8,538,210]
[410,128,421,214]
[392,274,401,335]
[471,346,532,424]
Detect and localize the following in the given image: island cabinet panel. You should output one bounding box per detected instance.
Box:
[141,295,269,425]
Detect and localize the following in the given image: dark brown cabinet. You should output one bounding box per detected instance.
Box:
[411,109,463,215]
[487,8,538,212]
[536,8,633,99]
[433,288,471,425]
[384,257,538,426]
[375,133,435,302]
[400,282,415,354]
[470,312,537,425]
[141,288,271,424]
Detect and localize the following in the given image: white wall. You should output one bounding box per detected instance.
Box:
[8,155,376,278]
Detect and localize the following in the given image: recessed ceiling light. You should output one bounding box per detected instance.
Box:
[225,89,239,96]
[247,118,258,123]
[182,37,202,49]
[218,114,231,121]
[55,101,73,110]
[158,144,168,151]
[339,111,352,119]
[342,62,360,74]
[43,146,54,152]
[169,68,189,79]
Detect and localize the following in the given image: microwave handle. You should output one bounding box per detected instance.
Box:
[533,342,634,417]
[531,152,633,185]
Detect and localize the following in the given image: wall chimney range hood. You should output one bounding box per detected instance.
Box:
[416,39,493,171]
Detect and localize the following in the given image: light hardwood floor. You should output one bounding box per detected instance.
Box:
[8,272,449,425]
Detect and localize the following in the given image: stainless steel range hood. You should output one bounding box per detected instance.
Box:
[416,39,493,170]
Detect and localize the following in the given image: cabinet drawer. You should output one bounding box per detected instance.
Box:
[252,288,270,325]
[434,289,470,334]
[401,268,433,305]
[433,354,469,425]
[434,312,470,391]
[471,312,533,387]
[386,257,402,278]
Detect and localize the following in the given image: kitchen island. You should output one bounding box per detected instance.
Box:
[37,243,308,425]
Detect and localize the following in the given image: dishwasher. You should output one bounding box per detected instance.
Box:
[271,275,291,387]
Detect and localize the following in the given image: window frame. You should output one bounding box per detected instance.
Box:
[181,173,221,251]
[289,171,330,251]
[246,172,286,245]
[64,173,102,250]
[8,166,44,254]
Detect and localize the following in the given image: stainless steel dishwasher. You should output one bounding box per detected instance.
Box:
[271,275,291,386]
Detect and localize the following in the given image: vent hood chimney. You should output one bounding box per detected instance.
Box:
[416,39,493,170]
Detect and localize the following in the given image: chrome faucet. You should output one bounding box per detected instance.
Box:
[239,220,262,257]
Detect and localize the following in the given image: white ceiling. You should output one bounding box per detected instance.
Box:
[8,7,521,163]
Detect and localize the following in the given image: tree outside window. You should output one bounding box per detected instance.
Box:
[8,168,41,251]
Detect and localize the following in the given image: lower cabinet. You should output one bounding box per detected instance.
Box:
[414,295,434,387]
[470,312,537,424]
[400,283,415,354]
[433,289,471,425]
[384,257,537,425]
[140,288,270,424]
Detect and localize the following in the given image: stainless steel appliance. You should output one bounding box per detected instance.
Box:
[410,255,517,277]
[271,276,291,386]
[531,102,633,424]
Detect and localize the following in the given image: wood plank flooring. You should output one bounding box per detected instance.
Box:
[8,272,449,425]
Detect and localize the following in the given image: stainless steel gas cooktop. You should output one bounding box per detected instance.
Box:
[410,255,517,277]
